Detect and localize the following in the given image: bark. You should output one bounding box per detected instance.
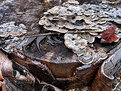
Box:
[90,46,121,91]
[0,0,120,91]
[0,50,11,91]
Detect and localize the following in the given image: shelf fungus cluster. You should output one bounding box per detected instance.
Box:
[0,22,28,53]
[39,0,121,32]
[64,33,108,64]
[102,0,121,5]
[39,0,121,64]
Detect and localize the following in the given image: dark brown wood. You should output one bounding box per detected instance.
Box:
[0,0,121,91]
[0,51,11,91]
[90,47,121,91]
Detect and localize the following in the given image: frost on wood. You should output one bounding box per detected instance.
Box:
[0,22,28,53]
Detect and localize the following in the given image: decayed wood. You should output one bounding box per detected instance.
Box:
[90,47,121,91]
[0,0,120,90]
[8,39,120,90]
[0,51,13,83]
[0,51,36,91]
[0,51,9,76]
[89,68,113,91]
[10,51,98,89]
[0,51,63,90]
[0,81,7,91]
[1,36,120,90]
[0,50,11,91]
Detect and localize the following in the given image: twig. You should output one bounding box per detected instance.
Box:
[112,81,120,91]
[25,33,60,38]
[25,30,99,38]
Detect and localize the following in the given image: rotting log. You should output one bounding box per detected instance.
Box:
[0,41,119,91]
[0,50,62,91]
[90,46,121,91]
[0,50,10,91]
[0,0,121,91]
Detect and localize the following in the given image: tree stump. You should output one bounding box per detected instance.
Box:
[0,0,121,91]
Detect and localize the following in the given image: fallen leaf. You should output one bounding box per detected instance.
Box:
[101,25,118,43]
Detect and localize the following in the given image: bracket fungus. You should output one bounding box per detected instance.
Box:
[0,0,120,90]
[64,33,108,64]
[39,0,121,33]
[39,0,121,64]
[0,22,28,53]
[102,0,121,5]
